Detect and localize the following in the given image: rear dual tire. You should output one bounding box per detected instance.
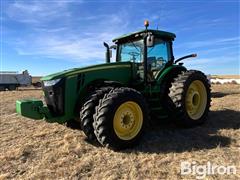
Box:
[169,70,211,127]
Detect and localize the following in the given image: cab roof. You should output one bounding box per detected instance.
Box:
[112,29,176,42]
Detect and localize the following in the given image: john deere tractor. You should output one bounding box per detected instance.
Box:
[16,21,211,150]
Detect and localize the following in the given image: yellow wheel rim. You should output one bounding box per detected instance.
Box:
[185,80,207,120]
[113,101,143,140]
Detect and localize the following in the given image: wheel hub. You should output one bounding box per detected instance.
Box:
[185,80,207,120]
[121,111,134,129]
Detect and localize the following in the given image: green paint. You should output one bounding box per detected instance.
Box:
[41,62,131,81]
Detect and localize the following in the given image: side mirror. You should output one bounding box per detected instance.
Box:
[146,35,154,47]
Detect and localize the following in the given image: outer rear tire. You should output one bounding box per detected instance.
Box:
[93,87,149,150]
[80,87,113,141]
[169,70,211,127]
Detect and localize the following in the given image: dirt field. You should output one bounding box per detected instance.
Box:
[0,84,239,179]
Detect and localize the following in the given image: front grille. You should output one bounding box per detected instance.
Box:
[42,79,65,116]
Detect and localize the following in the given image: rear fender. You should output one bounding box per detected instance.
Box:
[157,65,187,85]
[150,65,186,93]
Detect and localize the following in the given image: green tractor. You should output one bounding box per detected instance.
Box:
[16,21,211,150]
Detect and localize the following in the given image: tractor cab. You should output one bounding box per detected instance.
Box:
[116,35,173,82]
[106,21,176,83]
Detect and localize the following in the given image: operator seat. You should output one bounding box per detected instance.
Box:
[147,57,156,81]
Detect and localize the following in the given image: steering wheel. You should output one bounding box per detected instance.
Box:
[128,52,139,56]
[128,52,140,61]
[128,52,139,57]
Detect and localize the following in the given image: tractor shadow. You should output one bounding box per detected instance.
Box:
[127,109,240,154]
[211,92,238,98]
[211,92,229,98]
[211,87,240,98]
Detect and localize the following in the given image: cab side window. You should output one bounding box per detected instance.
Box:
[147,40,170,71]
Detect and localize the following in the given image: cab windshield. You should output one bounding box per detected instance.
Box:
[118,39,144,63]
[118,38,170,80]
[118,38,170,68]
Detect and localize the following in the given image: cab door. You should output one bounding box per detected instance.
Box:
[147,39,172,81]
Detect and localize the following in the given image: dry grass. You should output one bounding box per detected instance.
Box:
[0,84,240,179]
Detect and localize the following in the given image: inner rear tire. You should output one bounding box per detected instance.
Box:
[93,87,149,150]
[169,70,211,127]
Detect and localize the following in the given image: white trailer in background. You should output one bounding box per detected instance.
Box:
[0,70,32,91]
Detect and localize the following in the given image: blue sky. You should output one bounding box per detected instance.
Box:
[1,0,239,76]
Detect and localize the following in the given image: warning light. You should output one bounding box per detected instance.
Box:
[144,20,149,29]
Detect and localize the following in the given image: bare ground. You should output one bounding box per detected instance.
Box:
[0,84,239,179]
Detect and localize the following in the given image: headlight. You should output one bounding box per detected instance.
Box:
[43,78,61,86]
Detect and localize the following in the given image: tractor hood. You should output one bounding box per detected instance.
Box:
[41,62,132,81]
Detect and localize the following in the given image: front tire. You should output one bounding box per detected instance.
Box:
[93,87,149,150]
[80,87,113,141]
[169,70,211,127]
